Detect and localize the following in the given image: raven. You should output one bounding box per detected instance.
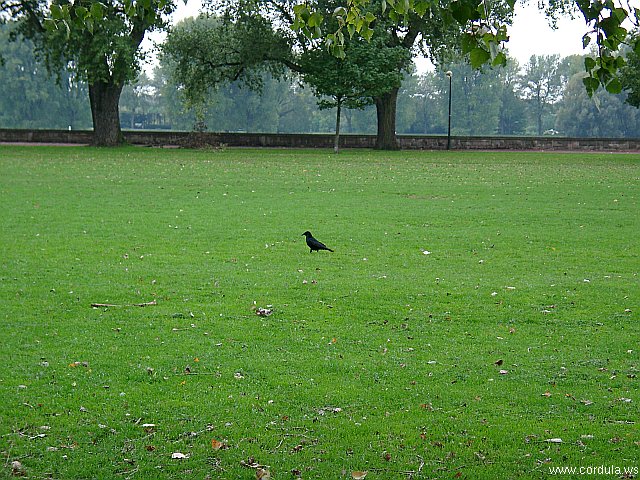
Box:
[302,231,334,253]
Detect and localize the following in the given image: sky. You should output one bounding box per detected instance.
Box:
[143,1,615,74]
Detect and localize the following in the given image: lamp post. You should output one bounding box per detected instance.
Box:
[446,70,452,150]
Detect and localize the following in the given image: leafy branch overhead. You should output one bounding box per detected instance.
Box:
[293,0,640,94]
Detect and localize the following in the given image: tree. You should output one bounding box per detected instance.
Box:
[495,58,526,135]
[398,72,448,134]
[621,33,640,108]
[518,55,563,135]
[161,14,292,126]
[0,21,91,129]
[3,0,175,145]
[555,72,640,137]
[162,8,411,148]
[440,62,505,135]
[299,25,408,152]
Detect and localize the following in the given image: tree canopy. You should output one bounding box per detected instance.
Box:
[293,0,639,96]
[621,32,640,107]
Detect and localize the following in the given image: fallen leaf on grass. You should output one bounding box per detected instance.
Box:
[545,438,563,444]
[171,452,189,459]
[211,439,225,450]
[499,369,509,375]
[256,468,271,479]
[352,472,368,479]
[69,361,89,368]
[11,461,25,477]
[240,457,267,470]
[494,359,503,366]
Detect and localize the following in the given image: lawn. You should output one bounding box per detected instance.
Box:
[0,146,638,479]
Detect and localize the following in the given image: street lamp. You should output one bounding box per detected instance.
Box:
[446,70,453,150]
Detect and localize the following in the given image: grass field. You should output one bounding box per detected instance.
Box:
[0,146,638,479]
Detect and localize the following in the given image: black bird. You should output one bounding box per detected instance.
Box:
[302,231,334,253]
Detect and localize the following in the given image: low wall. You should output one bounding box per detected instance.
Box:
[1,128,639,151]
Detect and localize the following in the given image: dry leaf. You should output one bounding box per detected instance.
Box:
[11,461,25,477]
[494,359,504,366]
[352,471,368,480]
[499,369,508,375]
[256,468,271,479]
[211,439,224,450]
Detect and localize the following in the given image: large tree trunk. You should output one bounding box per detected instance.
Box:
[374,87,400,150]
[89,80,125,146]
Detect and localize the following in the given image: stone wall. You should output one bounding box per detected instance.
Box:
[1,128,639,151]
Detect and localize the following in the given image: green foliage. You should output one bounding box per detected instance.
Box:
[39,0,175,85]
[294,0,514,68]
[0,22,92,129]
[519,54,564,135]
[1,146,638,478]
[161,15,290,113]
[292,0,639,94]
[556,71,640,136]
[299,25,409,111]
[620,32,640,107]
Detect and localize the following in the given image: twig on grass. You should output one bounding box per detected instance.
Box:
[91,301,157,308]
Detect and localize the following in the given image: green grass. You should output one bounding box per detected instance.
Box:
[1,146,638,479]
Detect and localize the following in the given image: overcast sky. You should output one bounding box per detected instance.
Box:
[144,1,608,73]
